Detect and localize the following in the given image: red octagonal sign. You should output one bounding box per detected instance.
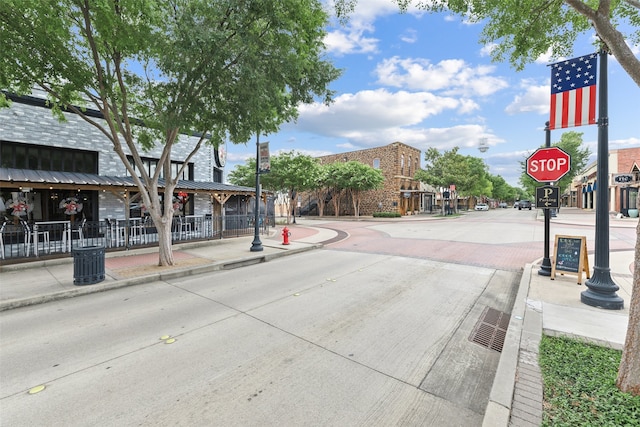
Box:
[526,147,571,182]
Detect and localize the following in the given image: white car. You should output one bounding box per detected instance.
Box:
[475,203,489,211]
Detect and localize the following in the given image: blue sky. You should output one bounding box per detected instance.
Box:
[225,1,640,187]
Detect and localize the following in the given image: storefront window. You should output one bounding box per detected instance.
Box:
[630,188,638,210]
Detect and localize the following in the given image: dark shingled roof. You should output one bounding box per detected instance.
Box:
[0,168,255,193]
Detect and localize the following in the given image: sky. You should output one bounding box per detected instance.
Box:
[224,1,640,187]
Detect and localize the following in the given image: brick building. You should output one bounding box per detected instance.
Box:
[611,147,640,215]
[310,142,433,216]
[570,147,640,215]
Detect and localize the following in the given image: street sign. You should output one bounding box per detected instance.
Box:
[613,174,634,184]
[536,185,559,209]
[526,147,571,182]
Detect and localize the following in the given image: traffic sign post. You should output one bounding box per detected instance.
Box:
[526,147,571,182]
[533,126,568,277]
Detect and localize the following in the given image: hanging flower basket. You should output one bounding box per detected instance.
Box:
[6,197,32,218]
[172,197,183,212]
[173,192,188,212]
[59,197,83,215]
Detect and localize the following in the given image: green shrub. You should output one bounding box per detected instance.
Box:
[372,212,401,218]
[539,335,640,426]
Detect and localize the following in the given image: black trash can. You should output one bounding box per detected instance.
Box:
[73,246,105,285]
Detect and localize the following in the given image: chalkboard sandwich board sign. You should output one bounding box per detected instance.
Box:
[551,235,590,284]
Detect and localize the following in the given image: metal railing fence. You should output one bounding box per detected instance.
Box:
[0,214,272,262]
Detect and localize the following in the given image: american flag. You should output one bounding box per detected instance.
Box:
[549,54,598,130]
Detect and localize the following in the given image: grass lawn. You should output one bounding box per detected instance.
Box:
[539,335,640,426]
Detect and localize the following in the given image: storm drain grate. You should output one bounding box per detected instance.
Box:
[469,307,510,352]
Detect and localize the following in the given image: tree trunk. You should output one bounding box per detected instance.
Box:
[351,191,360,217]
[332,191,341,217]
[156,219,175,266]
[616,219,640,395]
[318,197,325,217]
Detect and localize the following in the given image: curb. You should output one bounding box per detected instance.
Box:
[0,243,321,312]
[482,263,533,426]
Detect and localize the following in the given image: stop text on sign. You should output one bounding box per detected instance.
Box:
[526,147,571,182]
[528,157,568,173]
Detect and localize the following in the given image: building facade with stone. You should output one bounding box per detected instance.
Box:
[311,142,433,216]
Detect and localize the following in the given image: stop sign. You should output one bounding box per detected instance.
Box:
[526,147,571,182]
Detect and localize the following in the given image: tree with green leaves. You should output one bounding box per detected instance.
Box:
[228,161,257,189]
[488,174,517,204]
[465,156,493,201]
[340,161,384,217]
[518,132,591,196]
[229,151,322,223]
[415,147,491,213]
[325,162,350,217]
[266,152,322,224]
[0,0,340,266]
[309,163,333,217]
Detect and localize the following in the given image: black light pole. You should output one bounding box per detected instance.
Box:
[581,48,623,309]
[538,122,552,276]
[250,132,263,252]
[291,190,296,224]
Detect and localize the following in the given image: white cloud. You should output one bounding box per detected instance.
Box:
[457,98,480,114]
[610,137,640,149]
[324,0,426,55]
[400,29,418,44]
[481,150,533,186]
[324,23,379,56]
[374,56,509,97]
[279,148,335,157]
[534,47,564,65]
[322,124,500,154]
[327,0,423,23]
[288,88,505,152]
[505,80,549,115]
[298,89,460,133]
[480,43,498,57]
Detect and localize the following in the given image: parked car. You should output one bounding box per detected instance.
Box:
[518,200,532,210]
[475,203,489,211]
[498,202,508,208]
[513,201,519,208]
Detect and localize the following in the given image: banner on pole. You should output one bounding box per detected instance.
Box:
[549,53,598,130]
[259,142,271,173]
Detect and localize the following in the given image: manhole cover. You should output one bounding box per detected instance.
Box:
[469,307,510,352]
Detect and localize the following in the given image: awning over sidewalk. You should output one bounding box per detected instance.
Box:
[0,167,256,195]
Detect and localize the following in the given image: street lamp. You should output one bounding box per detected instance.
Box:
[581,48,623,309]
[250,132,263,252]
[478,138,489,153]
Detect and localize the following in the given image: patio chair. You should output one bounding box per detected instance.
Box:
[177,216,192,240]
[0,221,5,259]
[105,218,125,247]
[71,218,87,247]
[128,218,146,245]
[20,220,50,257]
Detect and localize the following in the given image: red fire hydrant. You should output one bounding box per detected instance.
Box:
[282,226,291,245]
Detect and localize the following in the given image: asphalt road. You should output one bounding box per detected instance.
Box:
[6,208,614,426]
